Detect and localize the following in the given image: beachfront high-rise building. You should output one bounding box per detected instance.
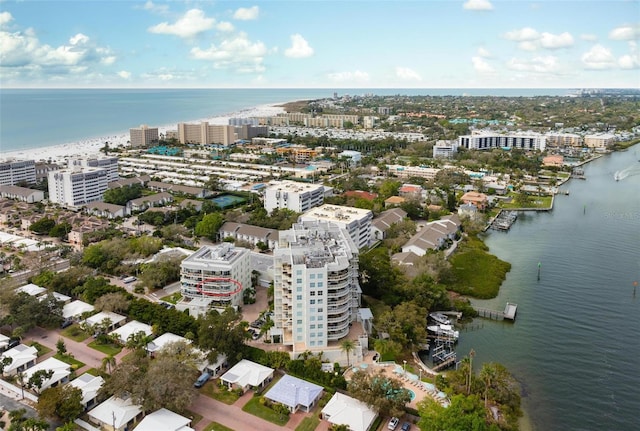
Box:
[272,221,360,353]
[129,125,159,148]
[178,122,236,146]
[0,160,36,186]
[458,132,546,151]
[69,158,119,183]
[299,204,373,250]
[234,125,269,141]
[178,243,251,316]
[264,180,325,214]
[48,167,109,207]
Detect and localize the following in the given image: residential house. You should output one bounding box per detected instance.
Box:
[401,215,461,257]
[460,191,489,210]
[371,208,407,242]
[0,185,45,203]
[343,190,378,201]
[147,181,211,198]
[384,196,406,208]
[135,408,194,431]
[391,251,422,266]
[264,374,323,413]
[22,357,71,392]
[1,344,37,375]
[15,283,47,297]
[108,321,153,345]
[84,202,128,219]
[145,332,188,357]
[62,300,95,321]
[68,373,105,409]
[398,184,423,199]
[128,192,173,212]
[83,311,126,333]
[218,222,279,249]
[107,175,151,189]
[179,199,204,212]
[322,392,378,431]
[87,396,143,431]
[220,359,274,393]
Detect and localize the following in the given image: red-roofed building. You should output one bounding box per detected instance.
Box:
[344,190,378,201]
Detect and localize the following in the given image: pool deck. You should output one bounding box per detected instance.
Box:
[346,355,450,409]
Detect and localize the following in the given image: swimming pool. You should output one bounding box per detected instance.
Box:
[407,389,416,400]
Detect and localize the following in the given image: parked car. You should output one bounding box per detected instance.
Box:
[60,319,73,329]
[388,417,400,430]
[8,338,20,349]
[401,422,412,431]
[194,371,211,388]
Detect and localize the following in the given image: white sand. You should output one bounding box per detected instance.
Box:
[0,103,286,164]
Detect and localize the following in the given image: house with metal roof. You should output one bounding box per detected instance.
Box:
[264,374,323,413]
[135,408,194,431]
[68,372,105,409]
[322,392,378,431]
[220,359,274,393]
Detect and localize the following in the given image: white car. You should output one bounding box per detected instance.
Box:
[388,417,400,430]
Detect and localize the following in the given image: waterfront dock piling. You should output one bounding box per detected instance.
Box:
[473,302,518,321]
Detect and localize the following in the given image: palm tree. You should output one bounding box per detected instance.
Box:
[480,362,498,407]
[101,355,116,374]
[467,348,475,395]
[340,339,355,367]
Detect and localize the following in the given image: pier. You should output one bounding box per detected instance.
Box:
[490,210,518,231]
[473,302,518,321]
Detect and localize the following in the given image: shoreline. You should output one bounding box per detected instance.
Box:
[0,102,289,164]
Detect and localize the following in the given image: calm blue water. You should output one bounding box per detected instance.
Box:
[0,88,572,153]
[457,146,640,430]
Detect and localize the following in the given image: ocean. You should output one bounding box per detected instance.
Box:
[0,88,573,153]
[457,146,640,430]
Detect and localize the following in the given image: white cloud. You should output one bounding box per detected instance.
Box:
[191,33,267,73]
[101,56,116,65]
[395,67,422,81]
[117,70,131,79]
[69,33,89,46]
[507,56,559,73]
[216,22,234,32]
[518,41,538,51]
[618,41,640,69]
[472,56,494,73]
[284,34,314,58]
[327,70,370,83]
[477,47,491,57]
[581,44,616,69]
[233,6,259,21]
[609,24,640,41]
[463,0,494,11]
[0,11,13,26]
[540,32,574,49]
[504,27,540,42]
[581,34,598,42]
[148,9,214,38]
[142,1,169,14]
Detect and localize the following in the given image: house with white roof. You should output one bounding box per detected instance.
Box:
[83,311,126,332]
[15,283,47,297]
[1,344,37,376]
[109,320,153,345]
[88,396,143,431]
[265,374,323,413]
[145,332,188,357]
[23,357,71,392]
[144,332,225,377]
[68,373,105,409]
[220,359,274,393]
[63,300,95,320]
[322,392,378,431]
[135,408,194,431]
[39,291,71,304]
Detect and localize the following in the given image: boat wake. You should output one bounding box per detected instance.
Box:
[613,164,640,181]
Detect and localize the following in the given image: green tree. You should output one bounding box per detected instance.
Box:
[56,338,66,356]
[377,180,401,199]
[347,370,410,418]
[101,355,116,374]
[0,356,13,374]
[376,302,428,350]
[417,394,499,431]
[197,307,250,364]
[194,212,225,240]
[27,369,55,394]
[37,385,84,422]
[7,408,49,431]
[93,292,130,313]
[29,218,56,235]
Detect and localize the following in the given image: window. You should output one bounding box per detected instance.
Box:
[296,311,302,316]
[297,327,302,333]
[318,282,324,288]
[310,333,315,337]
[296,278,302,284]
[318,308,323,313]
[310,299,316,305]
[310,308,315,313]
[310,274,316,279]
[310,341,316,346]
[297,319,302,325]
[310,316,315,321]
[297,286,302,292]
[318,274,324,279]
[318,324,323,329]
[310,324,316,329]
[296,270,302,275]
[318,299,323,304]
[296,295,302,300]
[310,291,316,296]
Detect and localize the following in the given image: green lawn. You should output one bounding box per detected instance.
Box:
[445,235,511,299]
[29,341,52,357]
[84,368,102,377]
[54,353,86,371]
[184,410,203,427]
[295,416,320,431]
[242,396,290,426]
[204,423,235,431]
[87,340,122,356]
[160,292,182,304]
[200,381,240,405]
[61,324,90,342]
[499,194,553,209]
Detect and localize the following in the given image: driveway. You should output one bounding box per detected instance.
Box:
[25,327,107,372]
[190,393,284,431]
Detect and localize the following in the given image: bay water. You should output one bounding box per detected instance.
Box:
[459,146,640,430]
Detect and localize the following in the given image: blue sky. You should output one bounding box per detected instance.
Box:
[1,0,638,88]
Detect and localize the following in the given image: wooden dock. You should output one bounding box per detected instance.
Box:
[432,356,457,371]
[474,302,518,321]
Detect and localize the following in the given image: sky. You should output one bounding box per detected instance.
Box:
[0,0,639,89]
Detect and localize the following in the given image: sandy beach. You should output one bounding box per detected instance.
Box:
[0,103,286,164]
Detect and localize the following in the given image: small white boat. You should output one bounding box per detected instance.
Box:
[429,312,451,325]
[427,324,460,340]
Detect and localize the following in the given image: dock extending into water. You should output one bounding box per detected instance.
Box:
[490,210,518,231]
[474,302,518,321]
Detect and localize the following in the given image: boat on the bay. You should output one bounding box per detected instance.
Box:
[427,324,460,341]
[428,312,451,325]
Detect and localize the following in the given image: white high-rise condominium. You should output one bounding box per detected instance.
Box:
[179,243,251,314]
[299,204,373,250]
[273,221,360,353]
[264,180,325,213]
[0,160,36,186]
[48,167,109,207]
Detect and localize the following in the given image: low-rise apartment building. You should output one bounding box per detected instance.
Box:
[264,180,325,213]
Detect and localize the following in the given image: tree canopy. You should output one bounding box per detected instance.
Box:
[197,307,249,364]
[347,370,410,418]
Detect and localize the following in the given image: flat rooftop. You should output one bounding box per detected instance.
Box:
[302,204,371,223]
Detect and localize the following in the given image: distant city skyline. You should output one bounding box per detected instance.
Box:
[0,0,638,89]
